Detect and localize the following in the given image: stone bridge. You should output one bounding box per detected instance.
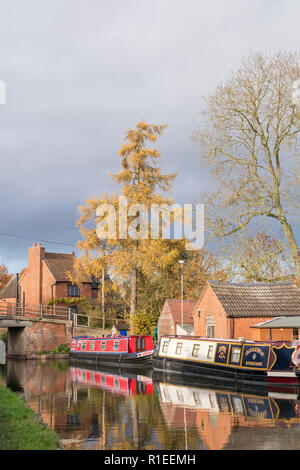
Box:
[0,302,73,358]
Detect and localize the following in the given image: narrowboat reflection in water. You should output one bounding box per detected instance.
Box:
[71,365,154,396]
[154,371,300,436]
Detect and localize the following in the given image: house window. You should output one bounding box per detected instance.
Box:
[206,316,215,338]
[207,345,214,359]
[162,341,169,353]
[113,341,119,351]
[68,284,80,297]
[197,310,201,318]
[175,342,183,355]
[231,347,241,364]
[192,344,200,357]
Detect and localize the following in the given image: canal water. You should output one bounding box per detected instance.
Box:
[1,358,300,451]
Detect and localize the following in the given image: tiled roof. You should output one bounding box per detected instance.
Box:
[251,316,300,329]
[165,299,197,323]
[0,274,16,298]
[208,281,300,318]
[43,252,76,282]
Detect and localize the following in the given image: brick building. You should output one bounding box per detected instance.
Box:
[157,299,197,340]
[0,243,98,311]
[0,274,18,304]
[193,280,300,341]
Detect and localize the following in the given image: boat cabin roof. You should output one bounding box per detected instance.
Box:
[159,335,293,345]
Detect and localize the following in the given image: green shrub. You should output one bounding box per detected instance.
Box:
[37,344,70,355]
[131,310,158,336]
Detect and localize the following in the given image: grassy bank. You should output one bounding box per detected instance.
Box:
[0,385,62,450]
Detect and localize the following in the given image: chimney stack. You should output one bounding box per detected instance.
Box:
[28,243,45,305]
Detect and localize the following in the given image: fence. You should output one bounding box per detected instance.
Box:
[0,301,70,320]
[0,301,126,330]
[72,313,126,330]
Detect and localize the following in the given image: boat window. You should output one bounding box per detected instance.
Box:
[101,341,106,350]
[176,389,184,402]
[207,345,214,359]
[192,344,200,357]
[193,391,202,406]
[82,342,86,351]
[162,341,169,353]
[136,338,140,349]
[113,340,119,351]
[114,378,119,389]
[90,341,95,351]
[141,338,145,349]
[231,347,241,363]
[175,342,183,355]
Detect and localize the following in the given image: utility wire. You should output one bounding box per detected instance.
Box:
[0,231,76,247]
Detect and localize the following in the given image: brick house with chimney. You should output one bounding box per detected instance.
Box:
[193,280,300,341]
[0,243,98,312]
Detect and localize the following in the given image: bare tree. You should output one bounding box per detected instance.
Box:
[221,231,293,282]
[193,51,300,282]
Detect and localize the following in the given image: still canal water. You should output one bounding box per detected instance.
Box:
[1,358,300,450]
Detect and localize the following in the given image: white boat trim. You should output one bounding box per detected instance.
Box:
[267,371,296,378]
[268,392,299,400]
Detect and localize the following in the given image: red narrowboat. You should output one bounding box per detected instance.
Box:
[69,335,154,367]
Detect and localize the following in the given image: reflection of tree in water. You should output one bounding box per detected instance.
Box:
[68,383,204,450]
[82,412,101,450]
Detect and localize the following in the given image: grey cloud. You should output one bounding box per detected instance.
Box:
[0,0,299,271]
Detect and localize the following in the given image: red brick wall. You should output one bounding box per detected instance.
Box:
[249,324,294,341]
[7,319,73,356]
[19,243,95,307]
[54,282,92,299]
[24,320,72,355]
[20,243,45,305]
[193,283,295,341]
[158,302,175,340]
[41,262,55,304]
[193,284,229,338]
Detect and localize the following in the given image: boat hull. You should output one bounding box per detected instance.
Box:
[70,335,154,369]
[153,335,300,389]
[152,354,267,387]
[69,350,153,368]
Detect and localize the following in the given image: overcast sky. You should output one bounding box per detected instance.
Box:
[0,0,299,273]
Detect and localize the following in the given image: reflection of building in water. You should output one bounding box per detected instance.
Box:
[158,382,300,450]
[0,340,5,365]
[5,359,156,450]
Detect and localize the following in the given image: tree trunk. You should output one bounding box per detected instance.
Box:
[268,200,300,285]
[102,266,105,329]
[130,267,137,332]
[281,219,300,285]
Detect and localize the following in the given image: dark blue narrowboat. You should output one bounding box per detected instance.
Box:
[152,335,300,388]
